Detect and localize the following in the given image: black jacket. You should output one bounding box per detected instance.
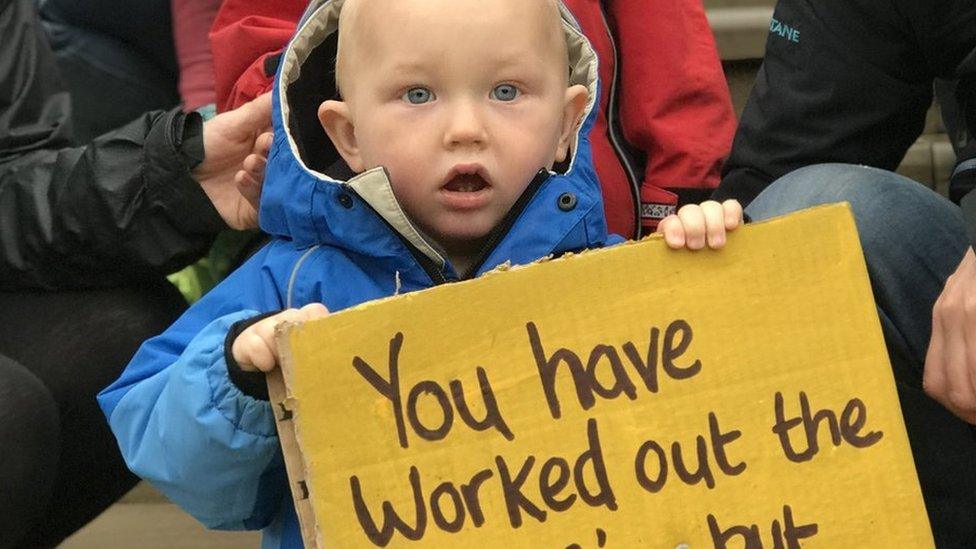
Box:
[0,0,224,290]
[714,0,976,209]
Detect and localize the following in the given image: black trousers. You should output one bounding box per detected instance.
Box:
[0,281,185,548]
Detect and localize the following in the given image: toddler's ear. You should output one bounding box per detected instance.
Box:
[555,84,589,163]
[318,100,364,172]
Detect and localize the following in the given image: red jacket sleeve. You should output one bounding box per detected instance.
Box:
[611,0,735,200]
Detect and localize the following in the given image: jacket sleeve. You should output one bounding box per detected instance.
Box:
[713,0,953,207]
[98,246,287,530]
[0,0,225,290]
[610,0,735,205]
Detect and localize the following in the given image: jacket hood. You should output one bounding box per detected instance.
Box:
[260,0,607,278]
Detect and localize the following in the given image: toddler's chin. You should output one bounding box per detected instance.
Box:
[433,222,495,249]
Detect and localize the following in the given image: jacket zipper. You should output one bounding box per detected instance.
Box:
[342,185,449,286]
[459,169,550,280]
[598,1,643,238]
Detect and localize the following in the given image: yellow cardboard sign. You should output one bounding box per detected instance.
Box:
[271,204,932,548]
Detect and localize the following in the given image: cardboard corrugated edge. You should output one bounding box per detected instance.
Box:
[269,328,320,549]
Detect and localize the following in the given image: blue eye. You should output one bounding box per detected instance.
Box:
[491,84,519,101]
[402,87,434,104]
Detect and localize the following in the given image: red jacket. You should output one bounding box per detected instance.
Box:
[210,0,734,238]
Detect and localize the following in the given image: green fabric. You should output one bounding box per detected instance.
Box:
[168,230,259,303]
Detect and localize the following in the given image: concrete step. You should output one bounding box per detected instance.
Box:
[64,483,260,547]
[61,503,260,548]
[708,6,773,60]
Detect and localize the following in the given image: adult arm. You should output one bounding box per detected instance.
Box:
[0,0,268,290]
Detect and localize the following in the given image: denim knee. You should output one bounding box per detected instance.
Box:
[745,163,966,261]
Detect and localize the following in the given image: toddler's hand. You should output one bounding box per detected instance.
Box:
[657,199,743,250]
[232,303,330,372]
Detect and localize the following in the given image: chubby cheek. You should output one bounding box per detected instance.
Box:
[359,124,432,186]
[497,108,563,174]
[495,136,558,198]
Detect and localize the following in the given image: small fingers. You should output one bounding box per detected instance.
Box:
[677,205,707,250]
[231,305,326,373]
[723,199,743,231]
[299,302,330,320]
[232,326,277,373]
[657,215,685,249]
[699,201,726,249]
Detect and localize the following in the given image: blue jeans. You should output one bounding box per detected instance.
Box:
[748,164,976,547]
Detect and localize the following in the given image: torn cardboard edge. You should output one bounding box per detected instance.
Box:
[274,203,852,327]
[268,347,321,548]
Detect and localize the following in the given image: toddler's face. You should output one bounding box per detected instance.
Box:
[320,0,587,260]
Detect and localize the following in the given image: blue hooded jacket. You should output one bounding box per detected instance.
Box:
[98,1,613,546]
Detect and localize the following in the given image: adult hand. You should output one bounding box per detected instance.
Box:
[192,93,273,230]
[924,247,976,424]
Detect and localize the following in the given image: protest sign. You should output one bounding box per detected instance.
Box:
[268,203,932,548]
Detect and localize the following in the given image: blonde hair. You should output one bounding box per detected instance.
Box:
[333,0,567,97]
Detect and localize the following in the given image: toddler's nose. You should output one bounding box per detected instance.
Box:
[444,100,488,149]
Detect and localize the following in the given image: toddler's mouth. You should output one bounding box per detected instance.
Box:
[443,173,489,193]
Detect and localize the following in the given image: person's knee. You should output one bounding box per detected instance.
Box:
[0,355,59,546]
[746,163,966,254]
[0,355,59,442]
[95,282,187,349]
[0,281,186,409]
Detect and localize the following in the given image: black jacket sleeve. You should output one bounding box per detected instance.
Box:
[714,0,976,207]
[0,0,225,290]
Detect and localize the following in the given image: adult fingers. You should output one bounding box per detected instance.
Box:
[257,131,273,155]
[942,303,976,418]
[235,170,262,213]
[960,288,976,422]
[243,152,267,180]
[926,274,976,423]
[924,296,948,405]
[240,93,272,132]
